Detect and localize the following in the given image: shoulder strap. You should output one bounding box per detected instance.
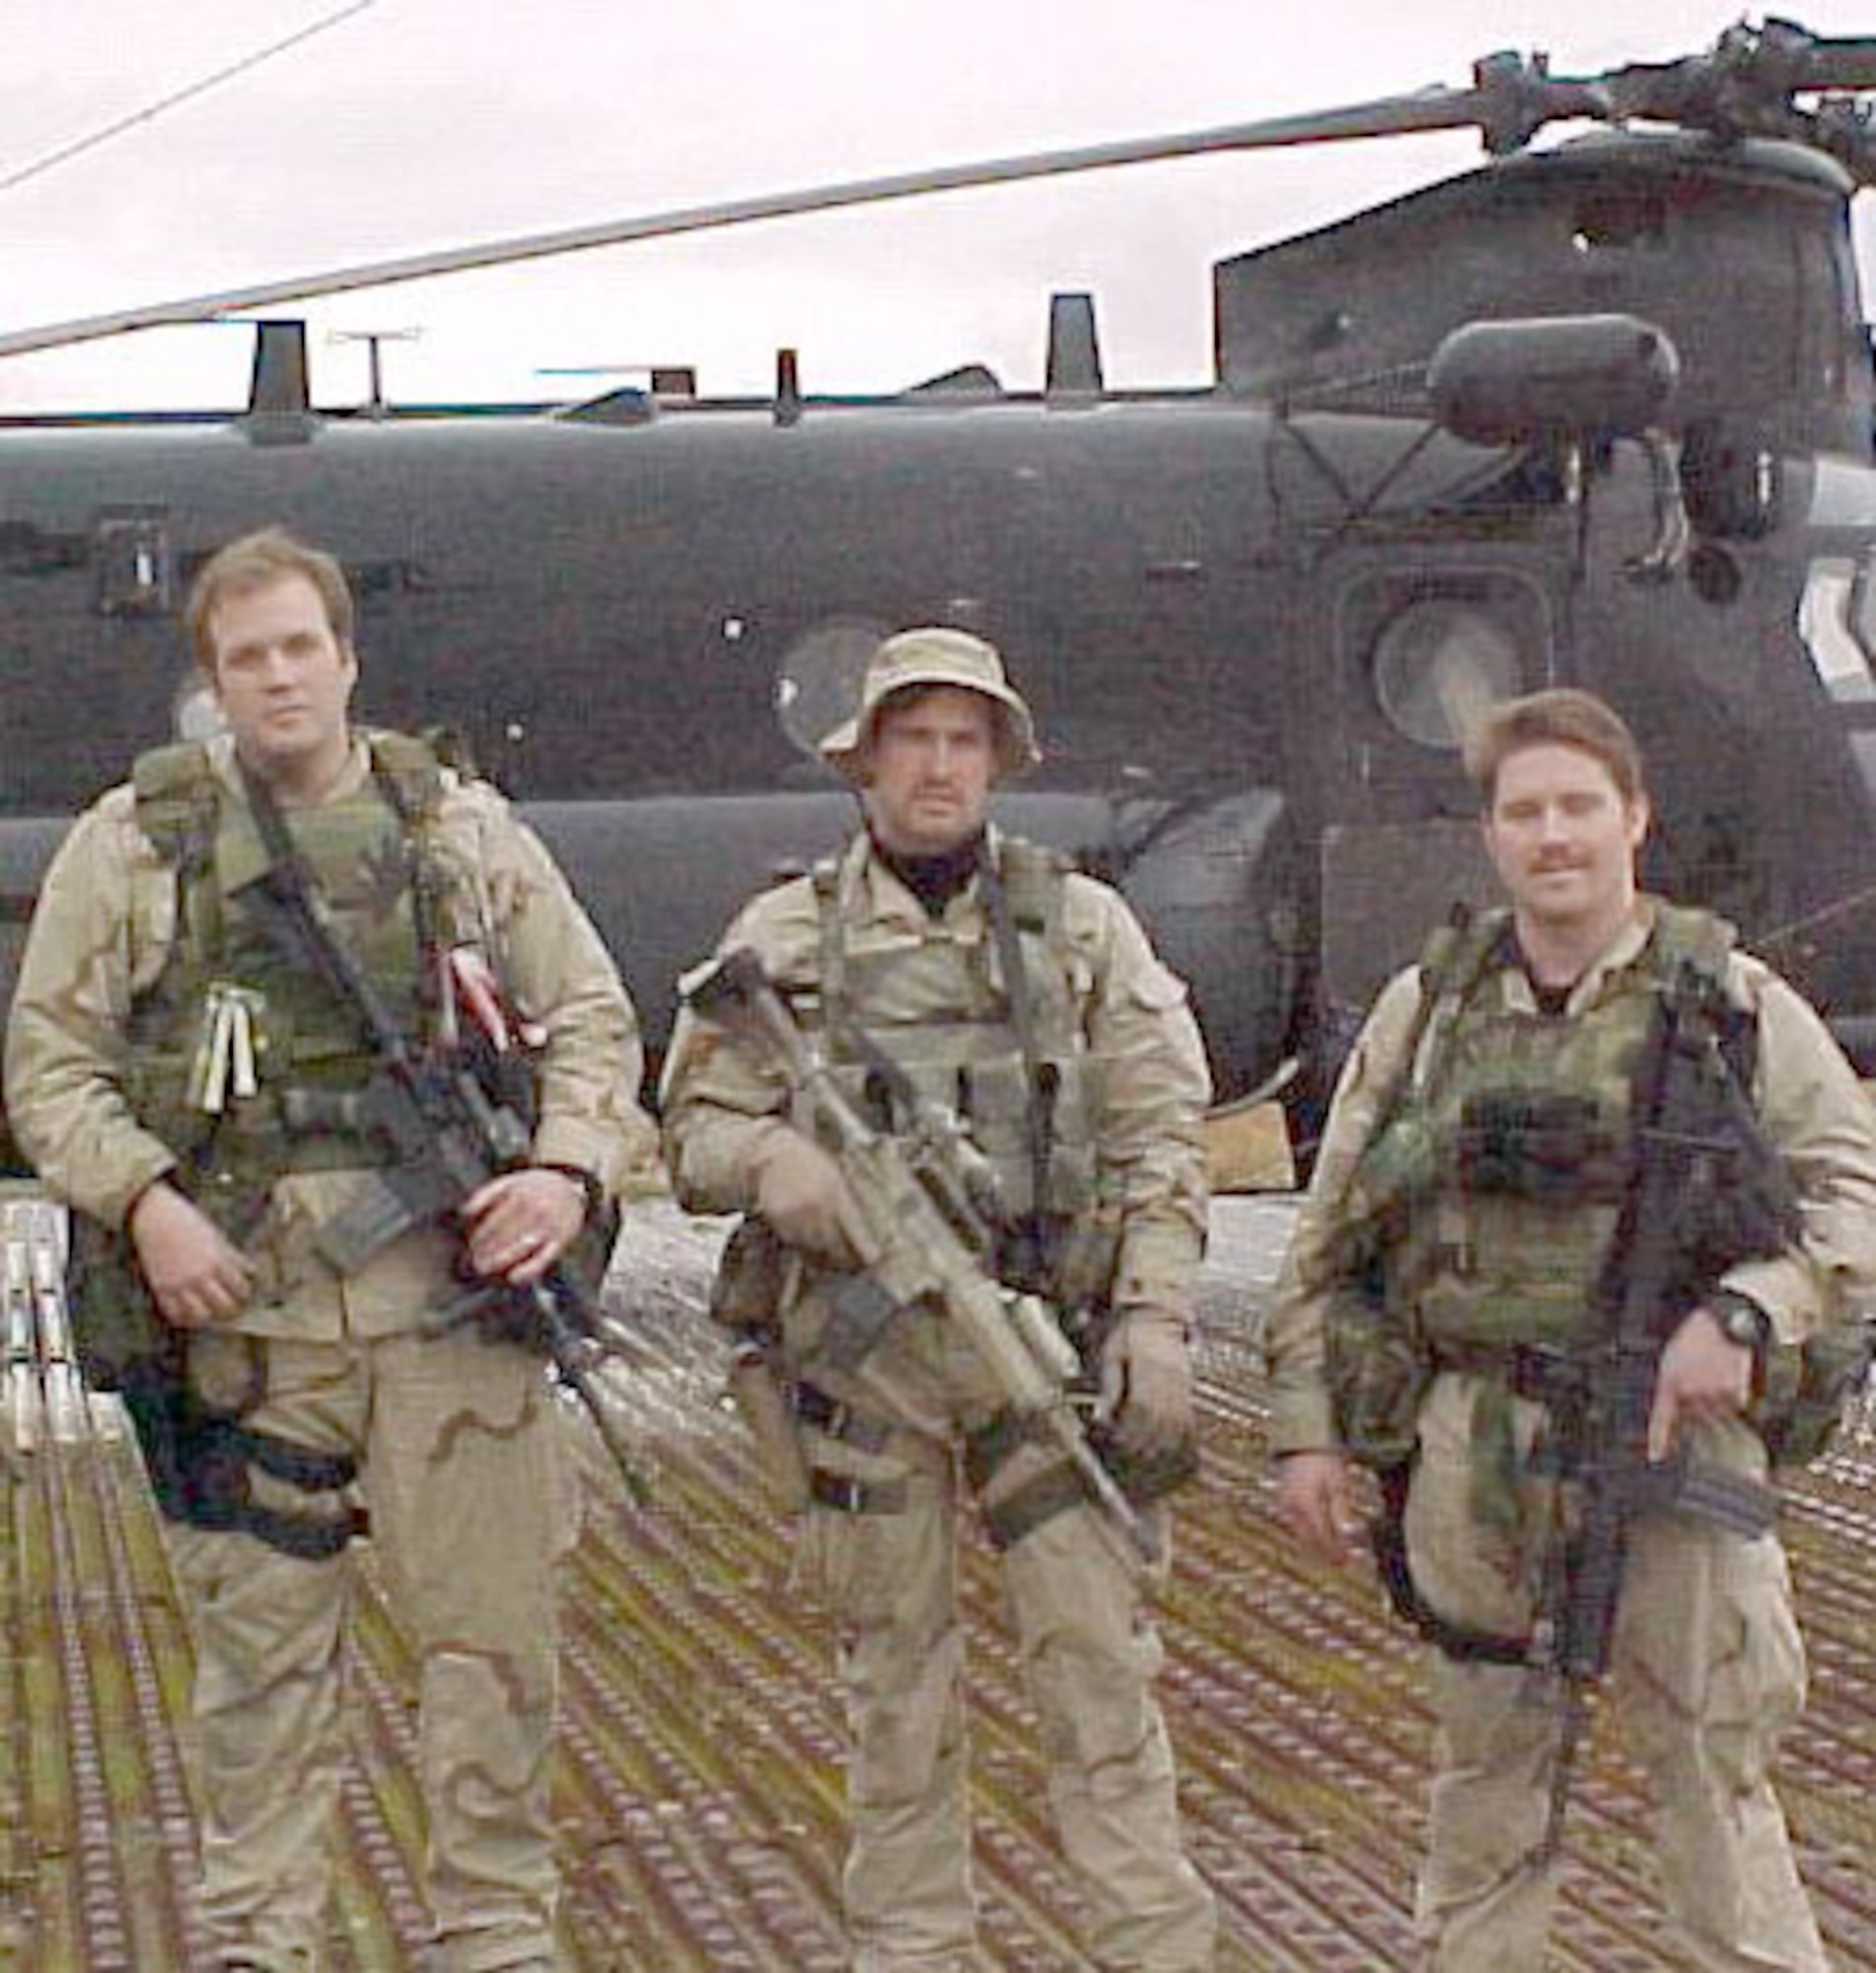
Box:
[1402,903,1508,1098]
[981,834,1064,1244]
[810,850,848,1050]
[1643,903,1736,992]
[360,729,451,1008]
[994,834,1070,935]
[132,740,219,872]
[1640,904,1756,1082]
[128,741,222,988]
[361,727,448,826]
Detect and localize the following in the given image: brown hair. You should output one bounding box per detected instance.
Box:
[1466,688,1645,807]
[185,527,354,674]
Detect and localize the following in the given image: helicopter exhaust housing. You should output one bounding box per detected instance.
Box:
[1428,313,1680,446]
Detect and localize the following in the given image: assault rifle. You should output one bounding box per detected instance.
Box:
[229,780,649,1506]
[1535,959,1791,1861]
[683,945,1159,1572]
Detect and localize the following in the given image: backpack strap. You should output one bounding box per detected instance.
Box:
[132,740,220,873]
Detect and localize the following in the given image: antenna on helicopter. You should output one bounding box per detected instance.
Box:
[240,321,318,446]
[328,326,420,419]
[775,349,803,429]
[1046,293,1104,400]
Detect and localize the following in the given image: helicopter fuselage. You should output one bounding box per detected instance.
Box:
[6,131,1876,1108]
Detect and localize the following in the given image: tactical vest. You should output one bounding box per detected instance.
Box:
[1366,904,1737,1355]
[122,730,466,1229]
[802,832,1101,1293]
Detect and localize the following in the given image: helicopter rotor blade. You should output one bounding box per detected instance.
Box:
[0,79,1553,363]
[5,15,1874,366]
[1725,23,1876,94]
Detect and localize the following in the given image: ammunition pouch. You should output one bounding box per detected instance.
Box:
[978,1460,1087,1548]
[66,1212,364,1560]
[726,1342,811,1513]
[65,1211,169,1394]
[1086,1419,1199,1504]
[965,1399,1194,1544]
[709,1215,790,1333]
[792,1378,893,1453]
[1756,1321,1876,1467]
[1324,1244,1431,1471]
[1454,1091,1625,1204]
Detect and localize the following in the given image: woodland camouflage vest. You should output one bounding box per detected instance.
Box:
[1365,904,1736,1353]
[123,730,460,1215]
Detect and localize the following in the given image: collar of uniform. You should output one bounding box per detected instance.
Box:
[207,729,372,810]
[1498,899,1655,1016]
[849,825,998,931]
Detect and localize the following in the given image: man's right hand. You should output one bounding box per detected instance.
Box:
[126,1182,256,1327]
[1274,1448,1360,1566]
[749,1127,873,1270]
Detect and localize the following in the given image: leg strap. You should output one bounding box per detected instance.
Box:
[791,1379,894,1453]
[980,1462,1088,1550]
[808,1468,909,1515]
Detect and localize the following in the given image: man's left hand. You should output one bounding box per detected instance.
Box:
[1647,1306,1757,1461]
[462,1167,591,1285]
[1099,1316,1195,1461]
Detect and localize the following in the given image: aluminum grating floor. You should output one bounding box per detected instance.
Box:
[3,1193,1874,1972]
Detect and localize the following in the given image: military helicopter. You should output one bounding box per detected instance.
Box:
[6,16,1876,1119]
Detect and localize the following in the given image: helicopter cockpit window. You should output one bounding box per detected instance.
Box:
[1798,555,1876,702]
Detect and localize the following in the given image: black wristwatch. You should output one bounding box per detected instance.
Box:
[1708,1288,1771,1353]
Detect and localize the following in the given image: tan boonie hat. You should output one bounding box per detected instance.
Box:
[819,626,1041,778]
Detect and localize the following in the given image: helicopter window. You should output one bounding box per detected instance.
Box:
[1363,588,1531,751]
[93,511,171,618]
[776,618,892,764]
[1798,557,1876,703]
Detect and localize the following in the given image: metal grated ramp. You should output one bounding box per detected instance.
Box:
[3,1193,1874,1971]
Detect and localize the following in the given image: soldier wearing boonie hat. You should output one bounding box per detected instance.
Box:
[663,625,1217,1971]
[818,625,1043,778]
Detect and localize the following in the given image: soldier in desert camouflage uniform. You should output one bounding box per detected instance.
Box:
[6,528,646,1973]
[1267,688,1876,1972]
[661,627,1217,1972]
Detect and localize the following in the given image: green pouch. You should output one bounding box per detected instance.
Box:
[1326,1254,1431,1470]
[1757,1321,1876,1467]
[65,1213,168,1394]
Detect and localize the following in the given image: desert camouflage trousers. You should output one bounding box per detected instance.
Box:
[1403,1371,1829,1973]
[786,1304,1216,1973]
[166,1326,570,1973]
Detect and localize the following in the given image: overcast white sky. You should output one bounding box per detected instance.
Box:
[7,0,1876,412]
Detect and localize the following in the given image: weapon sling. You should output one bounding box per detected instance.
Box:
[685,946,1159,1574]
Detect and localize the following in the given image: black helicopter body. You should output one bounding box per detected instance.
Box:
[8,30,1876,1107]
